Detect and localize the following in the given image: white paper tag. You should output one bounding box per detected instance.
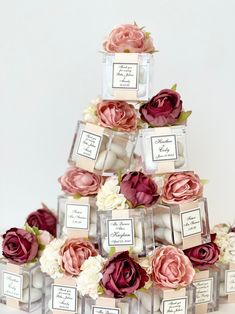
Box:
[150,135,177,162]
[107,218,134,246]
[77,131,102,160]
[66,203,90,230]
[2,271,23,300]
[194,278,213,304]
[225,270,235,293]
[180,207,202,238]
[162,297,187,314]
[112,63,138,89]
[92,305,121,314]
[52,284,77,312]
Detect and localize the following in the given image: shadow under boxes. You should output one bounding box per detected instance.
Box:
[68,121,137,176]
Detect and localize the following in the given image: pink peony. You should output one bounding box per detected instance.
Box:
[151,246,195,289]
[58,167,103,196]
[103,23,155,53]
[97,100,137,132]
[162,172,203,204]
[60,238,97,276]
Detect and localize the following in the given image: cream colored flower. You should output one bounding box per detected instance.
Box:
[83,97,101,124]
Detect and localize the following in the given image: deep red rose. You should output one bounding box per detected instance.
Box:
[101,251,148,298]
[2,228,39,265]
[120,171,159,208]
[139,89,182,127]
[184,242,220,270]
[26,206,57,237]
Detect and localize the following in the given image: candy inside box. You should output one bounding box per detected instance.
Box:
[0,259,47,312]
[102,52,153,101]
[69,121,137,176]
[153,198,211,250]
[140,125,188,174]
[97,208,154,257]
[57,195,97,242]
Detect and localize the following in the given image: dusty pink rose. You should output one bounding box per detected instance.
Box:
[120,171,159,207]
[151,246,195,289]
[140,89,183,127]
[59,167,103,196]
[103,23,155,53]
[97,100,137,132]
[162,172,203,204]
[2,228,39,265]
[60,238,97,276]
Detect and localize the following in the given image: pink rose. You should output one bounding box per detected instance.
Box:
[162,172,203,204]
[59,167,103,196]
[120,171,159,207]
[2,228,39,265]
[38,230,53,247]
[103,23,155,53]
[97,100,137,132]
[151,246,195,289]
[60,238,97,276]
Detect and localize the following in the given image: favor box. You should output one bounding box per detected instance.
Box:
[102,52,153,101]
[82,295,137,314]
[218,262,235,303]
[97,208,154,257]
[193,266,220,314]
[0,259,46,312]
[57,195,97,242]
[140,125,188,174]
[68,121,137,175]
[43,276,80,314]
[154,198,211,250]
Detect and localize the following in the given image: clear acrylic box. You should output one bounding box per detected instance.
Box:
[140,125,188,174]
[0,259,46,312]
[82,295,138,314]
[153,198,211,250]
[102,52,153,101]
[57,195,97,242]
[68,121,137,175]
[193,266,220,313]
[218,262,235,303]
[97,208,154,257]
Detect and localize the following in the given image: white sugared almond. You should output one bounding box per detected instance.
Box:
[107,142,126,158]
[95,150,116,171]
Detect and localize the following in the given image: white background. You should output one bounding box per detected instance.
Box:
[1,0,235,232]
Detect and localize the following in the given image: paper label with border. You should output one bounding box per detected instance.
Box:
[194,278,213,304]
[107,218,134,246]
[150,134,177,162]
[162,297,187,314]
[77,130,102,160]
[112,63,138,89]
[52,284,77,312]
[2,271,23,300]
[66,203,90,230]
[92,305,121,314]
[180,207,202,238]
[225,270,235,293]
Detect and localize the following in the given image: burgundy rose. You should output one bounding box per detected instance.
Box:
[184,242,220,270]
[101,251,148,298]
[26,205,57,237]
[120,171,159,207]
[139,89,182,127]
[2,228,39,265]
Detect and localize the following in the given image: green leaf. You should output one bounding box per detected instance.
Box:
[39,244,45,251]
[175,110,192,124]
[201,179,209,185]
[145,32,151,38]
[24,223,40,236]
[109,247,116,257]
[123,49,130,53]
[73,194,81,200]
[171,83,177,91]
[97,285,105,295]
[127,293,138,299]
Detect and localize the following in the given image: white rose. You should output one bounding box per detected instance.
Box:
[83,97,101,124]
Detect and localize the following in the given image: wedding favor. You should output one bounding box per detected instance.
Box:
[193,267,220,314]
[102,52,153,101]
[0,260,45,312]
[68,121,137,175]
[218,263,235,303]
[140,125,188,174]
[97,208,154,257]
[57,195,97,241]
[153,198,211,250]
